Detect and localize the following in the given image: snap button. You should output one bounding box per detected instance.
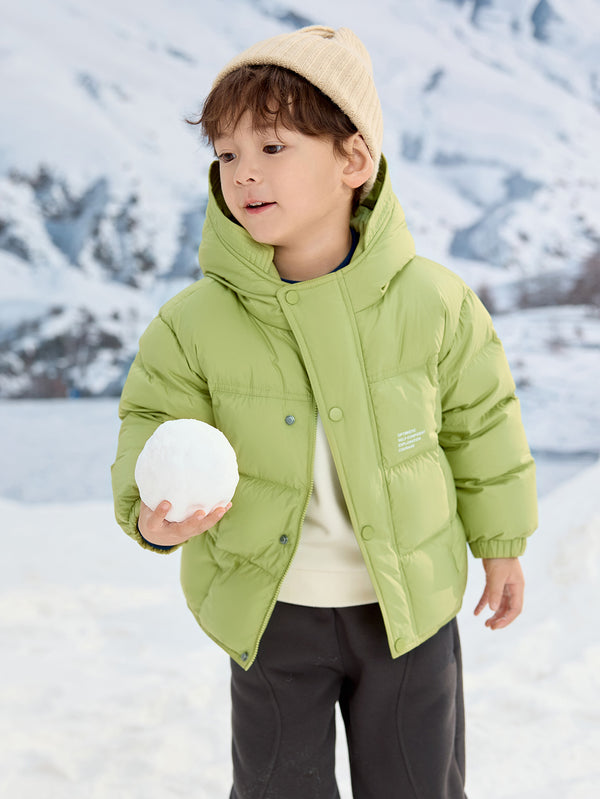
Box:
[395,639,405,654]
[361,525,374,541]
[279,534,289,545]
[285,290,298,305]
[285,415,295,425]
[329,407,343,422]
[240,651,249,662]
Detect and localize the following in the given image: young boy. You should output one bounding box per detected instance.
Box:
[112,25,538,798]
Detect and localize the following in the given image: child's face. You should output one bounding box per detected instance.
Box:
[214,113,354,275]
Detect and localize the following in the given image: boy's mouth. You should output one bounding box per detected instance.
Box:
[245,201,276,214]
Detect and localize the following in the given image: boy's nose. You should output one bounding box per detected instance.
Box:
[234,157,261,185]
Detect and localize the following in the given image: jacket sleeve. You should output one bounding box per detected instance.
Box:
[437,288,538,558]
[111,308,215,553]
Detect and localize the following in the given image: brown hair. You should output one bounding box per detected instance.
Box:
[188,64,363,210]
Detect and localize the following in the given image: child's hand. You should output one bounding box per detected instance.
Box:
[474,557,525,630]
[138,500,232,547]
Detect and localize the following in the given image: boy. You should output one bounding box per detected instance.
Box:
[112,25,537,799]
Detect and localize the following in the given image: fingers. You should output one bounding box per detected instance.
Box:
[475,558,525,630]
[180,502,233,538]
[155,500,173,522]
[487,583,505,614]
[473,587,488,617]
[138,500,232,547]
[141,499,175,532]
[138,499,170,532]
[176,506,208,536]
[484,585,523,630]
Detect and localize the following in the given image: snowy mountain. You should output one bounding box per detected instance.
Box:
[0,0,599,399]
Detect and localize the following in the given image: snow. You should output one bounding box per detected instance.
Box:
[1,399,599,797]
[1,0,599,793]
[135,419,239,521]
[459,458,600,797]
[494,306,600,455]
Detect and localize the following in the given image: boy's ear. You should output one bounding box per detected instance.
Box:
[341,133,374,190]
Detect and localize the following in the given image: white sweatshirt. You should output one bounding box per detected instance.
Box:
[278,415,378,607]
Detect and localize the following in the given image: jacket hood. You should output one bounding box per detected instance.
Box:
[198,155,416,327]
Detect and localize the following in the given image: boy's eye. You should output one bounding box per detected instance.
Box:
[217,152,236,164]
[263,144,284,155]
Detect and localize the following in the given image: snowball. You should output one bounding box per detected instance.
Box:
[134,419,239,523]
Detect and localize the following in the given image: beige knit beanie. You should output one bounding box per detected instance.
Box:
[212,25,383,197]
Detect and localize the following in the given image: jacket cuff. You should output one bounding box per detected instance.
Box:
[469,537,527,559]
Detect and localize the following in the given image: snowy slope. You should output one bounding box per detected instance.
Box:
[1,400,598,798]
[0,0,598,398]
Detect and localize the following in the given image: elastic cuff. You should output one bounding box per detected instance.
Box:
[469,537,527,559]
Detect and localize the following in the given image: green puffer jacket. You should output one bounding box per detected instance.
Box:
[112,158,537,669]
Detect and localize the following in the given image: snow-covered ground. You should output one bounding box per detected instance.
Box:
[1,400,599,798]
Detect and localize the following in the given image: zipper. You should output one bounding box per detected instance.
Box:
[248,401,319,666]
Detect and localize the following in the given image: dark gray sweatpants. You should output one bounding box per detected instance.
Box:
[229,602,466,799]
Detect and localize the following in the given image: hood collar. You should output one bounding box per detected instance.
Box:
[199,156,415,327]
